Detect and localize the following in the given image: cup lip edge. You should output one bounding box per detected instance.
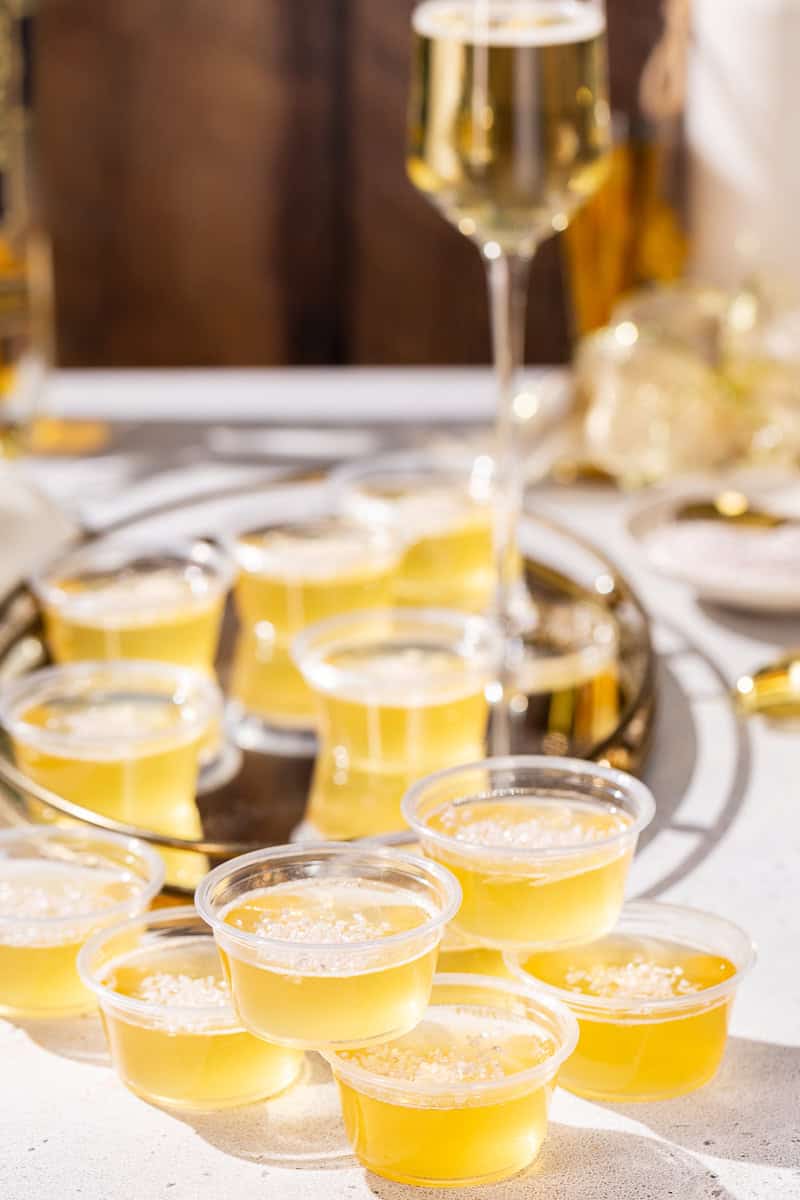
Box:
[232,515,402,577]
[30,534,236,607]
[291,606,502,695]
[0,824,165,929]
[0,659,222,755]
[503,899,757,1017]
[322,970,579,1104]
[401,755,656,862]
[76,903,244,1027]
[194,841,462,958]
[329,449,487,493]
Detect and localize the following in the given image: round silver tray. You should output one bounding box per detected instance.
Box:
[0,477,655,892]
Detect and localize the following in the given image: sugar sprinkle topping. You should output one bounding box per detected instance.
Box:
[434,799,630,850]
[564,959,704,1000]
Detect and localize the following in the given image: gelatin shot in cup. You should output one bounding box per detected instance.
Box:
[32,538,233,673]
[403,756,654,949]
[79,907,303,1109]
[507,901,755,1101]
[0,826,164,1018]
[325,972,578,1187]
[294,609,500,838]
[195,843,461,1050]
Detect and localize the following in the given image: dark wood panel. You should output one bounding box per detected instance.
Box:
[35,0,663,368]
[38,1,342,367]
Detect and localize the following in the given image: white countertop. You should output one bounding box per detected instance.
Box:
[1,370,799,1200]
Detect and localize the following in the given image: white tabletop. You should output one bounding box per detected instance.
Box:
[2,370,798,1200]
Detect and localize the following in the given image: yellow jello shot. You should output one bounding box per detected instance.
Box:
[0,662,221,889]
[294,609,500,838]
[333,454,495,611]
[195,844,461,1050]
[32,538,233,673]
[404,756,654,949]
[325,972,577,1187]
[230,516,400,746]
[0,826,163,1018]
[79,907,303,1110]
[508,902,755,1102]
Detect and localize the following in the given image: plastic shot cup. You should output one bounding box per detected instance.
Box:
[195,843,461,1050]
[0,825,164,1018]
[32,537,233,673]
[324,972,578,1187]
[507,901,756,1102]
[229,516,400,745]
[293,608,500,838]
[332,452,496,612]
[0,660,221,842]
[403,756,655,950]
[78,907,303,1110]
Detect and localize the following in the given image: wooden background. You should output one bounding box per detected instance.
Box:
[36,0,662,368]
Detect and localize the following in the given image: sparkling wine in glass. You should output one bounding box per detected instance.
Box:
[407,0,611,706]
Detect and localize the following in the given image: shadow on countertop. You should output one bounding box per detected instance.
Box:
[614,1036,800,1173]
[13,1011,110,1067]
[170,1052,355,1170]
[366,1122,740,1200]
[698,601,800,651]
[635,615,752,900]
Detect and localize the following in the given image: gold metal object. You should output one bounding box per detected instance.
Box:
[675,491,794,530]
[735,654,800,722]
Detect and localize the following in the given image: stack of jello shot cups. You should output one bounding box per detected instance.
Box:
[404,757,755,1111]
[194,840,579,1187]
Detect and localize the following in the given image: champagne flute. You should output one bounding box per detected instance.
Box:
[407,0,611,683]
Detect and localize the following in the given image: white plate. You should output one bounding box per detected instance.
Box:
[626,488,800,613]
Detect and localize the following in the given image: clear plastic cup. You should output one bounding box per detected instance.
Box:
[229,516,400,747]
[332,452,496,612]
[78,906,303,1110]
[0,825,164,1018]
[32,537,233,674]
[506,901,756,1102]
[324,972,578,1187]
[0,661,221,884]
[403,756,655,950]
[293,608,500,838]
[195,843,462,1050]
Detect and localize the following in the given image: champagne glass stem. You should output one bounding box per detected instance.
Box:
[486,249,534,756]
[486,249,534,637]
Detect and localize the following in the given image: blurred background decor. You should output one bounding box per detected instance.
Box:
[6,0,790,486]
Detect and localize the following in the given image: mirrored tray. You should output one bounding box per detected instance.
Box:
[0,476,655,893]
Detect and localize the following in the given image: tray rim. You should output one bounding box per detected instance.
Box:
[0,477,657,861]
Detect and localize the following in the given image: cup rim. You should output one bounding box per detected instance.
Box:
[323,971,579,1104]
[195,842,462,957]
[401,755,655,862]
[0,824,165,929]
[77,904,242,1027]
[0,660,222,756]
[232,515,402,577]
[504,900,757,1018]
[330,449,491,492]
[31,534,236,609]
[291,607,502,697]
